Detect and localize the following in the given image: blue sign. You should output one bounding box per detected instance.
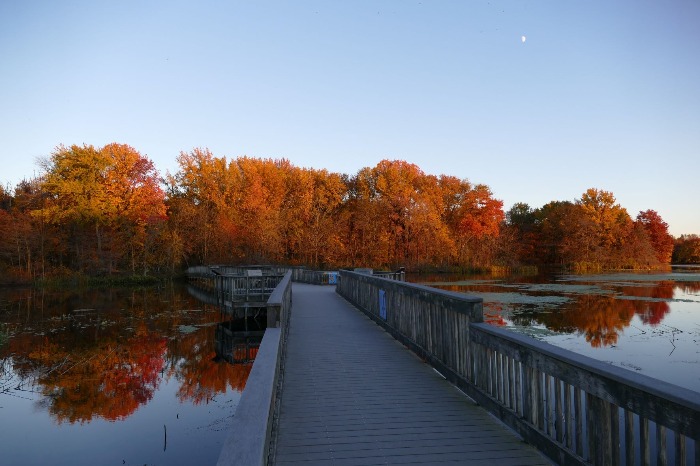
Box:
[327,272,338,285]
[379,289,387,320]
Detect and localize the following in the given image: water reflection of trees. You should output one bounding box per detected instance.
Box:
[510,283,675,347]
[513,295,637,347]
[0,286,253,423]
[37,332,167,423]
[167,329,251,405]
[676,282,700,294]
[434,281,679,347]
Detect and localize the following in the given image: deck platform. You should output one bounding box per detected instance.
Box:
[271,283,550,465]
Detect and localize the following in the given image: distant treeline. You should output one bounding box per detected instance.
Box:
[0,143,694,282]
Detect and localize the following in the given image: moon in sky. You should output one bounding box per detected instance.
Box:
[521,35,527,43]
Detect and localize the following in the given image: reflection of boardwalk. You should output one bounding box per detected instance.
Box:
[272,284,549,465]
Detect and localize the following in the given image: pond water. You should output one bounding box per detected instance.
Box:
[0,283,252,466]
[412,267,700,393]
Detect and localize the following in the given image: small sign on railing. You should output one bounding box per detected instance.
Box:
[379,289,387,320]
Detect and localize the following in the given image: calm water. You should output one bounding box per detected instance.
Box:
[413,267,700,393]
[0,283,251,466]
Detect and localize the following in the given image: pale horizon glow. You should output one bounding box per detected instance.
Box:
[1,1,698,236]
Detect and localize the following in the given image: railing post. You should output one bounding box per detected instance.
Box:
[587,393,613,465]
[267,303,281,328]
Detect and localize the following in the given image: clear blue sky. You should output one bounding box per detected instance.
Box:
[1,1,698,235]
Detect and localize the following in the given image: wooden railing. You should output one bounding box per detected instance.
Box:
[185,267,285,308]
[219,274,285,302]
[337,270,700,466]
[265,271,292,329]
[373,268,406,282]
[292,269,339,285]
[186,265,289,279]
[217,270,292,466]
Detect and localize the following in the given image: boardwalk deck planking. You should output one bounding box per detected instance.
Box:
[271,284,550,465]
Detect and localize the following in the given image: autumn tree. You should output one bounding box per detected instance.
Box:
[341,162,457,268]
[636,210,673,264]
[343,166,390,267]
[673,235,700,264]
[0,178,55,280]
[503,202,538,264]
[38,144,166,274]
[576,188,633,258]
[300,169,347,267]
[439,175,503,267]
[371,160,433,265]
[168,148,232,264]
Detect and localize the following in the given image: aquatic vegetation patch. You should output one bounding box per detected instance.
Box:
[499,283,613,295]
[507,324,564,341]
[617,296,699,303]
[472,292,570,306]
[177,325,198,334]
[417,279,500,287]
[562,273,700,283]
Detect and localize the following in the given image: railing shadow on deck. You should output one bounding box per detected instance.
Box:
[336,270,700,466]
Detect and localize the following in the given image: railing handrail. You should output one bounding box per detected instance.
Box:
[339,269,482,317]
[471,323,700,415]
[267,271,291,309]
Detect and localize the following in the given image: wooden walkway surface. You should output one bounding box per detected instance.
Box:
[271,284,550,465]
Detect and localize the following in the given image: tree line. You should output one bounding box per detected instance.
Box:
[0,143,690,282]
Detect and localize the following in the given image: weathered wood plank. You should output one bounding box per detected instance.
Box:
[575,386,583,457]
[673,431,684,466]
[611,403,620,466]
[625,410,634,466]
[641,417,651,466]
[657,425,668,466]
[555,377,563,444]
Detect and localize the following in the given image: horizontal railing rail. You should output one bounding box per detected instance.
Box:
[186,265,291,278]
[336,270,700,466]
[292,269,339,285]
[373,268,406,281]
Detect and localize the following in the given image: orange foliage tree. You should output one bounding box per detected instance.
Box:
[1,144,684,275]
[673,235,700,264]
[36,143,167,275]
[504,189,674,270]
[636,210,674,264]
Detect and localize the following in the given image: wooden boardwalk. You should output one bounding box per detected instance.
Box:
[271,284,550,465]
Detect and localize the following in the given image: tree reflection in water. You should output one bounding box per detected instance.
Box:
[434,275,699,349]
[170,328,253,406]
[508,283,676,347]
[0,284,255,424]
